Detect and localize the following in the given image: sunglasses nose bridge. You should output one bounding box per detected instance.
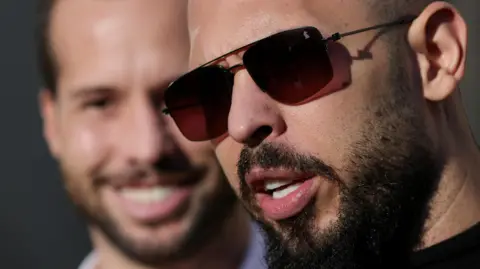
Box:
[227,63,245,73]
[224,63,247,89]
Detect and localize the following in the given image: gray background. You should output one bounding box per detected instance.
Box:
[0,1,477,268]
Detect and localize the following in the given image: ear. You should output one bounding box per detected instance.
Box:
[39,89,61,158]
[407,1,467,102]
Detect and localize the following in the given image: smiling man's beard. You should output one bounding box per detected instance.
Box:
[60,163,237,267]
[237,53,445,269]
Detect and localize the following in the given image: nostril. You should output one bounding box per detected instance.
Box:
[246,125,273,147]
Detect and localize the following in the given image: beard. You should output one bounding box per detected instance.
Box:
[60,158,237,266]
[236,46,444,268]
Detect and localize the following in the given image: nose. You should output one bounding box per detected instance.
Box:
[121,97,175,164]
[225,56,286,146]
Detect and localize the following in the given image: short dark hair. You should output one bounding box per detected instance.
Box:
[35,0,57,93]
[369,0,446,23]
[364,0,440,52]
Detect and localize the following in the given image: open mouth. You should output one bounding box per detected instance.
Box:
[120,185,177,204]
[253,178,308,199]
[107,172,203,223]
[246,169,319,221]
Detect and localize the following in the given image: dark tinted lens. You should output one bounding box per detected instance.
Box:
[244,27,333,104]
[165,66,232,141]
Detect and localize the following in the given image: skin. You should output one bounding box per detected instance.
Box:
[40,0,250,268]
[187,0,480,267]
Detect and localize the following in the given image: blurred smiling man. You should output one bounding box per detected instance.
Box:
[162,0,480,268]
[36,0,265,268]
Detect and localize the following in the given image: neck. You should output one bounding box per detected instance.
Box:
[421,100,480,248]
[90,204,251,269]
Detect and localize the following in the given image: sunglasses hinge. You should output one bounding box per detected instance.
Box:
[326,32,341,42]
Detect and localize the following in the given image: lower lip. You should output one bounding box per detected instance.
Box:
[255,178,317,220]
[112,188,193,223]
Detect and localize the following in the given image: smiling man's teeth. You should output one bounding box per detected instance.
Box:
[272,183,302,199]
[120,187,174,204]
[265,180,294,191]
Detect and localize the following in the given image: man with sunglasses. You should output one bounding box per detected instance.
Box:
[36,0,265,268]
[163,0,480,268]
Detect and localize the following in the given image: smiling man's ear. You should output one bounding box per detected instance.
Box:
[407,1,467,102]
[39,88,61,158]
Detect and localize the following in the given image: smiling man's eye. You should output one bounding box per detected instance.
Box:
[74,87,119,112]
[85,97,112,109]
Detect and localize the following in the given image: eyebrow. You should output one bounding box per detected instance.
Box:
[69,86,116,100]
[69,79,175,100]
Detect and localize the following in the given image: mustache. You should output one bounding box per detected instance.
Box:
[93,154,204,188]
[237,143,339,184]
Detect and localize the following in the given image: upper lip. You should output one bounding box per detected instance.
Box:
[245,167,315,191]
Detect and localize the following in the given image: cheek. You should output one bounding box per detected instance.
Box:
[284,86,371,169]
[214,138,242,194]
[60,122,109,177]
[58,125,107,210]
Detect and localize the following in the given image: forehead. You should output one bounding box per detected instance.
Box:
[188,0,370,67]
[50,0,189,92]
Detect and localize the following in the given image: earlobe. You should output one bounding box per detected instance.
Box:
[407,1,467,102]
[39,89,61,158]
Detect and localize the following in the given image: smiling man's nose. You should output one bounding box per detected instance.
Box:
[119,99,176,165]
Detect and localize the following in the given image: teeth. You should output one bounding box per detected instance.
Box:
[272,183,302,199]
[264,180,294,191]
[120,187,174,204]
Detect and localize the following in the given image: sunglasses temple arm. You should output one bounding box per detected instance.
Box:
[325,15,417,42]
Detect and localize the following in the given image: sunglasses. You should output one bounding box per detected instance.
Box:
[163,16,417,141]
